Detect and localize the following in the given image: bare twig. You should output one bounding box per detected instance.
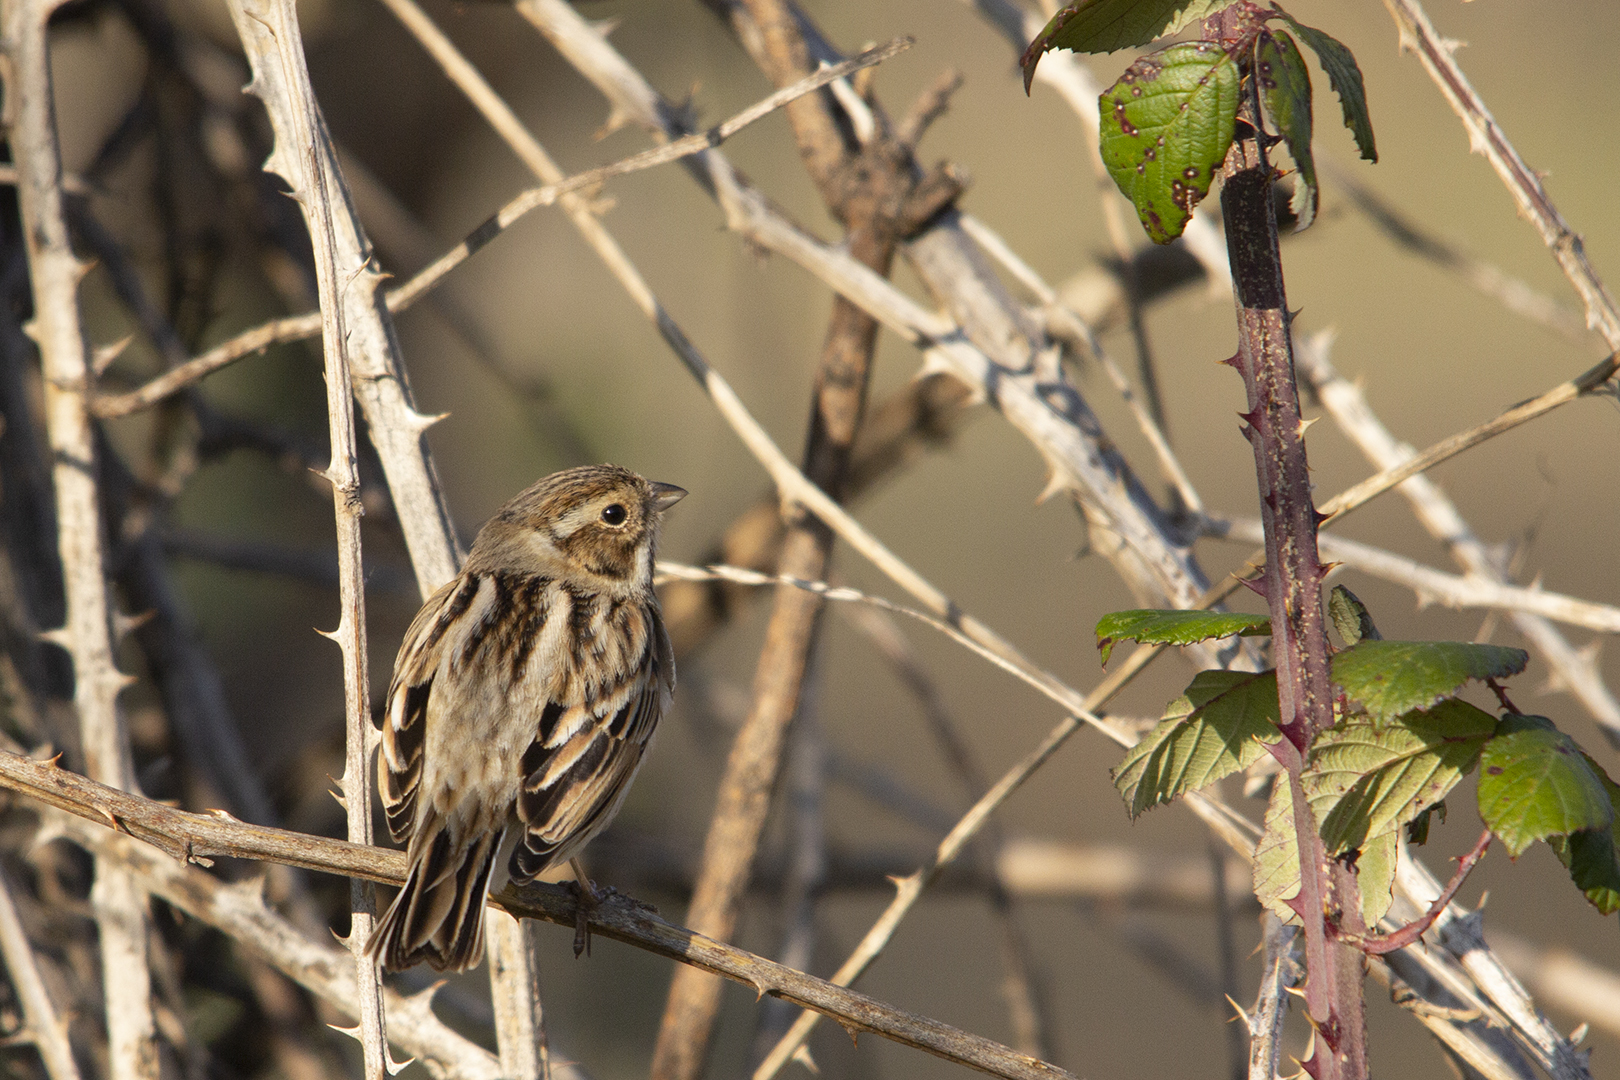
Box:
[839,602,1051,1059]
[1324,161,1590,343]
[0,862,83,1080]
[225,0,391,1070]
[519,0,1250,657]
[1395,849,1592,1080]
[1317,350,1618,525]
[1384,0,1620,352]
[1293,332,1620,740]
[61,816,505,1080]
[1206,516,1620,634]
[1245,914,1300,1080]
[13,758,1076,1080]
[484,913,550,1080]
[4,0,161,1070]
[651,9,954,1074]
[88,39,905,425]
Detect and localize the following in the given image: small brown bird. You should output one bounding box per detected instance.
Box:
[370,464,685,972]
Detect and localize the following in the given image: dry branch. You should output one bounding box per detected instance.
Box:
[4,0,161,1070]
[0,862,82,1080]
[224,0,392,1069]
[1293,332,1620,739]
[1384,0,1620,352]
[1,752,1075,1080]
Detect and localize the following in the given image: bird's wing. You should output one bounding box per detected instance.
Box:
[512,605,674,880]
[378,573,484,845]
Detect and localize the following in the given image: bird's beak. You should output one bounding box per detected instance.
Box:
[649,482,687,513]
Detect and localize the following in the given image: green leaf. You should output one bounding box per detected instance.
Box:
[1307,699,1496,855]
[1357,829,1398,927]
[1331,640,1528,724]
[1545,748,1620,913]
[1255,30,1317,231]
[1113,669,1281,817]
[1254,777,1303,924]
[1477,722,1613,857]
[1276,13,1376,162]
[1095,609,1271,665]
[1098,43,1240,244]
[1253,769,1398,927]
[1327,585,1381,646]
[1020,0,1234,83]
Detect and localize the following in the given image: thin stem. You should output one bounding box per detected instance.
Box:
[1352,831,1490,956]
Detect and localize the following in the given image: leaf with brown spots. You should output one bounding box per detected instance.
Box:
[1097,42,1239,244]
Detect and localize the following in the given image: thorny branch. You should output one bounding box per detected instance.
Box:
[4,0,162,1072]
[2,752,1074,1080]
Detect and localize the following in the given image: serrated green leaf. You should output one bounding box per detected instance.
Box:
[1327,585,1381,646]
[1254,777,1304,924]
[1254,769,1399,927]
[1477,724,1613,858]
[1548,750,1620,914]
[1255,30,1317,231]
[1276,14,1376,162]
[1114,669,1281,816]
[1020,0,1235,83]
[1095,609,1270,664]
[1307,699,1495,855]
[1098,43,1239,244]
[1331,640,1528,723]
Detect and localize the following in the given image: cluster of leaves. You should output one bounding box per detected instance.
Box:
[1021,0,1375,243]
[1097,597,1620,922]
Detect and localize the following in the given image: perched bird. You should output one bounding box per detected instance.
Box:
[370,464,685,972]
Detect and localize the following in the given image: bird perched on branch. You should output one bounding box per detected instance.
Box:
[370,464,686,971]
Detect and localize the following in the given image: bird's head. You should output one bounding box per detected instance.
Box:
[468,464,686,596]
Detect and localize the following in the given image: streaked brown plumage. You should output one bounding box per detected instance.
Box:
[370,464,685,972]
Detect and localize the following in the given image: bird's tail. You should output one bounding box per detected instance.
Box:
[368,823,505,972]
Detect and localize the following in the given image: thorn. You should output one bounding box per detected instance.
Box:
[751,979,770,1002]
[1571,1022,1589,1045]
[385,1047,413,1075]
[38,627,72,650]
[1238,409,1263,428]
[594,104,635,141]
[113,608,154,641]
[1240,576,1269,601]
[206,808,243,822]
[21,318,40,344]
[1218,353,1241,368]
[1035,468,1070,505]
[1297,416,1319,438]
[92,335,135,376]
[1226,994,1253,1034]
[587,16,620,38]
[790,1045,820,1074]
[404,408,447,434]
[73,258,97,285]
[328,1022,362,1042]
[330,788,349,812]
[838,1021,861,1046]
[1239,424,1256,444]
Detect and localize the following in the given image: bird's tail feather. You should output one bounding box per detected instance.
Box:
[369,824,505,972]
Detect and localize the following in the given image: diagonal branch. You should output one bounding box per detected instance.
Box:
[1383,0,1620,352]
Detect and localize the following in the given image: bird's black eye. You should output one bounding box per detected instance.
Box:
[601,503,627,526]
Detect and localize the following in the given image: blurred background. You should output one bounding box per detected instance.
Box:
[15,0,1620,1078]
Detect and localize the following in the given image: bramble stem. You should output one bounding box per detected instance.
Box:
[1212,8,1367,1075]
